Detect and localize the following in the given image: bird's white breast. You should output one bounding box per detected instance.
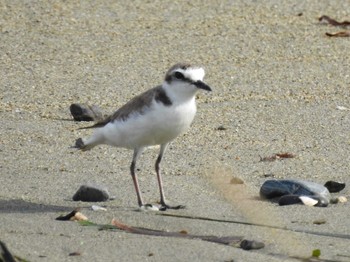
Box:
[102,97,197,149]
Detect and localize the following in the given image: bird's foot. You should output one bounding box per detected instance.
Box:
[159,202,185,211]
[139,204,160,211]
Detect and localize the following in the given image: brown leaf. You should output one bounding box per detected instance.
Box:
[319,15,350,27]
[260,153,295,162]
[275,153,295,159]
[325,31,350,37]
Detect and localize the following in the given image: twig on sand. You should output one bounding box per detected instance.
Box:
[110,218,243,246]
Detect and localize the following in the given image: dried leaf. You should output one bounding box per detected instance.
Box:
[260,152,295,162]
[275,153,295,159]
[319,15,350,27]
[325,31,350,37]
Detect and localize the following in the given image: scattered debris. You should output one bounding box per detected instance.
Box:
[56,208,88,221]
[70,103,104,122]
[73,184,110,202]
[259,153,295,162]
[319,15,350,27]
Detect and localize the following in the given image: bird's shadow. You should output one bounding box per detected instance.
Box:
[0,199,71,213]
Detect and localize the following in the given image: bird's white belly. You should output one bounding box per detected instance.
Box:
[102,101,196,149]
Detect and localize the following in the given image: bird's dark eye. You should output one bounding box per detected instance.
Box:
[174,72,184,80]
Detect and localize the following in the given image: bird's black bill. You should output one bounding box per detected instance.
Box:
[194,80,212,91]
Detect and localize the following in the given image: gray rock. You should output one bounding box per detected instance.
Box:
[72,184,110,202]
[70,103,104,122]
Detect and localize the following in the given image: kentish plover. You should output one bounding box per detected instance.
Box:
[74,63,212,210]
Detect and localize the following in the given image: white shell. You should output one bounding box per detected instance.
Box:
[299,196,318,206]
[91,205,107,211]
[337,196,348,203]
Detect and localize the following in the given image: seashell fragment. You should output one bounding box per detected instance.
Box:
[337,196,347,203]
[91,205,107,211]
[299,196,318,206]
[331,196,348,204]
[56,209,88,221]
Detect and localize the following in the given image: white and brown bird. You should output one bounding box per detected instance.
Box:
[74,63,211,210]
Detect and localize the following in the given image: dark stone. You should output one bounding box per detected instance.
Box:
[240,240,265,250]
[324,181,346,193]
[278,195,302,206]
[70,103,103,122]
[72,184,110,202]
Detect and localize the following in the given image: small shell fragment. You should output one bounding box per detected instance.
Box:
[72,212,88,221]
[56,209,88,221]
[330,196,348,204]
[91,205,107,211]
[299,196,318,206]
[338,196,348,203]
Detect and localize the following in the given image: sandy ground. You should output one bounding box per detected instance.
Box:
[1,0,350,261]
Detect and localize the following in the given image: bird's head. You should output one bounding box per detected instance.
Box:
[163,63,212,99]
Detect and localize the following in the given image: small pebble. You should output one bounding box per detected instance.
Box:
[240,240,265,250]
[313,219,326,225]
[216,125,227,131]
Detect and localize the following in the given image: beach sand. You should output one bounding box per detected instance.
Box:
[1,1,349,261]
